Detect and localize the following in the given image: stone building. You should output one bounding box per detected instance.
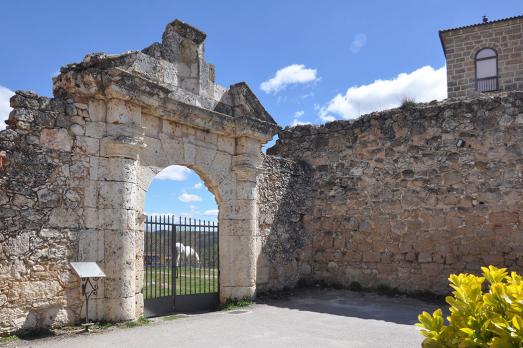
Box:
[440,15,523,98]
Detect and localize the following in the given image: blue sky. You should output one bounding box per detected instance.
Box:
[1,1,521,219]
[145,166,219,221]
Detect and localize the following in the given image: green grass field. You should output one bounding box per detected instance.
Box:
[143,266,218,299]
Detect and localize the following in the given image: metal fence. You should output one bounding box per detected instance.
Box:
[143,215,219,316]
[173,217,219,295]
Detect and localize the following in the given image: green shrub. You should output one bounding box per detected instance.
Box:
[220,298,253,310]
[417,266,523,347]
[0,335,20,344]
[123,316,150,328]
[400,97,416,108]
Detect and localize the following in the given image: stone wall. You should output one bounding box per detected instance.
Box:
[256,155,312,291]
[265,92,523,294]
[0,91,83,333]
[441,16,523,98]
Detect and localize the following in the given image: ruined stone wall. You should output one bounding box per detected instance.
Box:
[256,155,312,291]
[0,89,149,335]
[0,19,279,334]
[0,89,151,335]
[0,92,83,333]
[266,92,523,294]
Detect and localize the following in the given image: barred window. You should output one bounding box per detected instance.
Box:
[475,48,498,92]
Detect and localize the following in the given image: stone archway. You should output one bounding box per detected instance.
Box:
[52,19,278,321]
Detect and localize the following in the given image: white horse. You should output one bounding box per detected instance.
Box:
[175,242,185,267]
[175,242,200,267]
[184,246,200,266]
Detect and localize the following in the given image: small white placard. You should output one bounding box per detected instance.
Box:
[70,262,106,278]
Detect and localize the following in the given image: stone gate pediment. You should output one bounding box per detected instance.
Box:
[53,19,278,142]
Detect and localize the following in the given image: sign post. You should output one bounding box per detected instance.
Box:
[70,262,106,330]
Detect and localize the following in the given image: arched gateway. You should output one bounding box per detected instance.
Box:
[52,19,278,320]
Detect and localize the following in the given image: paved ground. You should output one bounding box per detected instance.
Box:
[9,288,439,348]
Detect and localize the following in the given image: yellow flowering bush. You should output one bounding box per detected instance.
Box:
[417,266,523,347]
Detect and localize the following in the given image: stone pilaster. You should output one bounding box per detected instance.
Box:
[219,136,263,300]
[98,99,144,321]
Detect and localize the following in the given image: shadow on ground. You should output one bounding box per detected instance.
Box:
[258,287,443,325]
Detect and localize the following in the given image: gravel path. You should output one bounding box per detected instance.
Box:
[9,288,438,348]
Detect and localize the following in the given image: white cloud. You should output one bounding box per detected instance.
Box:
[294,110,304,118]
[320,65,447,121]
[203,209,219,216]
[276,95,288,104]
[260,64,318,94]
[350,33,367,53]
[319,114,336,123]
[0,86,15,131]
[289,110,310,126]
[178,192,202,203]
[291,119,311,127]
[155,165,191,181]
[193,182,203,189]
[179,205,201,218]
[300,92,314,99]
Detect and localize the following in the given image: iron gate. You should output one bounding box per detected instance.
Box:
[143,215,219,317]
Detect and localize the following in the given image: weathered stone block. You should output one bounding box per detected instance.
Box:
[418,252,433,263]
[221,198,256,220]
[362,252,381,263]
[88,99,107,122]
[220,235,256,287]
[97,157,138,183]
[7,233,30,256]
[85,122,106,138]
[489,211,519,226]
[104,297,136,321]
[78,229,105,262]
[48,208,83,228]
[70,124,85,136]
[96,208,140,230]
[220,219,257,237]
[75,136,99,155]
[107,100,141,125]
[97,181,140,210]
[40,129,73,152]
